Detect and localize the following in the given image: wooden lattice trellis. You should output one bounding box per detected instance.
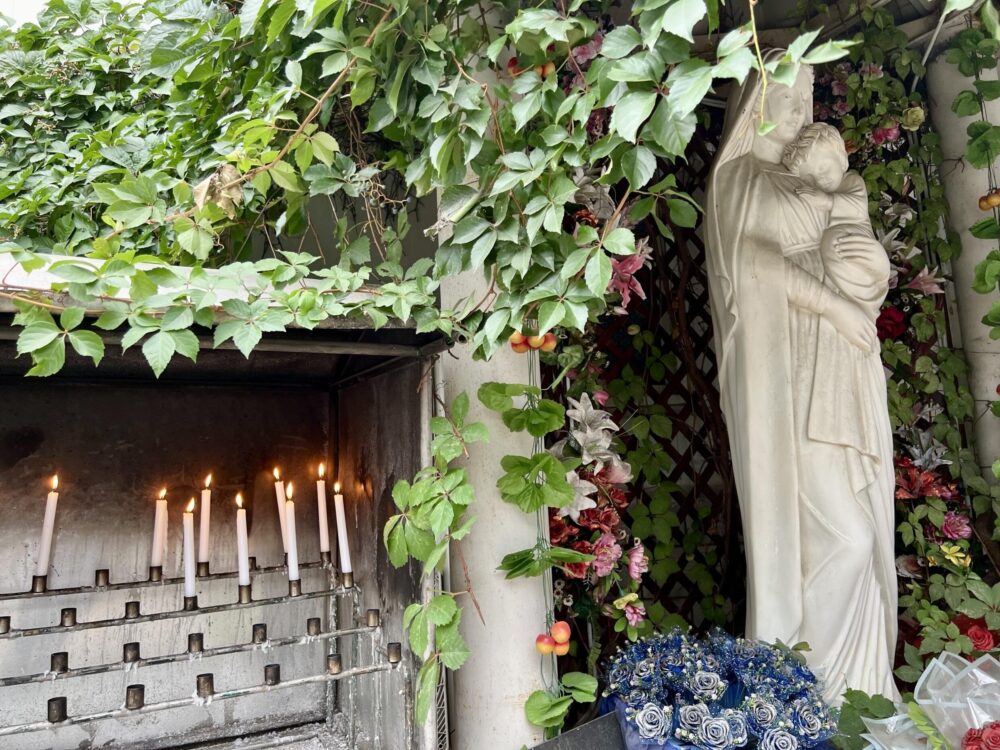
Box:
[593,121,746,632]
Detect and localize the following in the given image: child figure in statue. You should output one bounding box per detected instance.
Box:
[783,122,891,319]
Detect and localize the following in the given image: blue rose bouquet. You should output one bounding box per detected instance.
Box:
[599,629,838,750]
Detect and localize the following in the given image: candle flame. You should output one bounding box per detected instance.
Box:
[186,497,196,513]
[205,474,212,488]
[236,493,243,509]
[273,467,280,481]
[318,462,325,478]
[51,475,58,491]
[334,481,341,493]
[286,482,294,501]
[158,487,167,500]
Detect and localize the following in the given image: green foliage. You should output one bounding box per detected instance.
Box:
[1,0,846,379]
[833,689,898,750]
[384,393,484,723]
[524,672,596,731]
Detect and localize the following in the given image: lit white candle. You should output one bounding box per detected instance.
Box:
[285,483,300,581]
[35,475,59,577]
[273,467,288,552]
[316,464,330,554]
[182,498,196,598]
[150,488,168,568]
[235,493,250,586]
[198,474,212,564]
[333,482,352,574]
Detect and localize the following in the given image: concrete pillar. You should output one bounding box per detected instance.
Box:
[439,273,547,749]
[927,54,1000,474]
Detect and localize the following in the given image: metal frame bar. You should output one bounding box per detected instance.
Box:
[0,663,397,738]
[0,624,376,687]
[0,585,355,640]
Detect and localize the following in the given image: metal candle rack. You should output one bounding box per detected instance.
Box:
[0,560,404,747]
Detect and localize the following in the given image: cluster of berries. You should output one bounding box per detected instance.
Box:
[535,620,572,656]
[978,189,1000,210]
[509,331,556,354]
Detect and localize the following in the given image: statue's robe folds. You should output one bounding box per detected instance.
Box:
[705,153,898,702]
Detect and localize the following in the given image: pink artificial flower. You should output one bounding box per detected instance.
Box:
[593,390,610,407]
[831,80,848,96]
[627,541,648,581]
[591,532,622,577]
[942,511,973,540]
[833,99,850,116]
[608,241,653,314]
[859,62,884,78]
[625,603,646,626]
[872,124,901,145]
[905,266,946,295]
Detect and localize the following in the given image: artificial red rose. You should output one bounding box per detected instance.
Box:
[876,306,906,340]
[982,722,1000,750]
[965,728,985,750]
[968,625,996,652]
[577,505,619,534]
[563,541,593,579]
[605,487,630,511]
[549,512,578,546]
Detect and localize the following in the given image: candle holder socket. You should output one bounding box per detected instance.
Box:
[123,642,141,663]
[50,651,69,674]
[31,575,46,594]
[341,571,354,589]
[196,673,214,698]
[196,561,210,577]
[238,584,252,604]
[148,566,162,583]
[366,609,381,628]
[320,551,332,566]
[124,601,141,619]
[288,579,301,597]
[306,617,321,636]
[188,633,204,654]
[252,623,267,644]
[60,608,76,627]
[249,556,257,571]
[327,654,342,675]
[0,616,10,634]
[183,596,198,612]
[125,684,145,710]
[283,552,288,568]
[264,664,281,686]
[387,642,402,665]
[95,569,110,587]
[47,697,67,723]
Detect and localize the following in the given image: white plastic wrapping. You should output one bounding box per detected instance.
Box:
[861,653,1000,749]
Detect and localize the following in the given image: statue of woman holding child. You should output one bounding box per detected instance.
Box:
[704,58,898,702]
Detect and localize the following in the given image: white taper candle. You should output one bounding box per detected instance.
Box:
[35,475,59,577]
[285,483,299,581]
[150,488,167,568]
[317,464,330,553]
[182,498,196,598]
[198,474,212,563]
[333,482,352,574]
[273,467,288,552]
[235,494,250,586]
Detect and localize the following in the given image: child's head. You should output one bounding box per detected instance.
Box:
[782,123,849,192]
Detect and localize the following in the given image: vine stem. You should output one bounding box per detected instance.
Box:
[747,0,768,123]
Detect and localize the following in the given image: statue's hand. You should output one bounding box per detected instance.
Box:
[833,234,881,263]
[794,184,834,211]
[825,295,877,353]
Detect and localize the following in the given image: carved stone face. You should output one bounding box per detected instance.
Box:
[763,68,812,146]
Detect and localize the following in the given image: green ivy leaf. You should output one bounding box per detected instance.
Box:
[560,672,598,702]
[524,691,573,728]
[437,616,470,669]
[414,657,440,725]
[67,330,105,366]
[17,322,61,354]
[425,594,458,626]
[26,339,66,377]
[610,90,657,143]
[142,331,176,377]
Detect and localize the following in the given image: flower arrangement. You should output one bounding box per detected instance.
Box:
[964,721,1000,750]
[601,629,838,750]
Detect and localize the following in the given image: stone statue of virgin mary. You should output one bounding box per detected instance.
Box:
[704,58,899,702]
